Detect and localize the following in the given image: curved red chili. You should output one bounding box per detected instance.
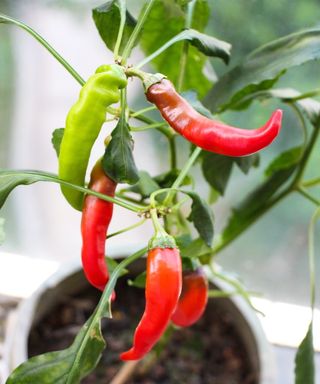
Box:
[171,268,208,327]
[146,79,282,157]
[81,159,116,291]
[120,246,182,361]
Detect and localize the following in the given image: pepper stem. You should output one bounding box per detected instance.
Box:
[149,208,176,249]
[126,67,166,91]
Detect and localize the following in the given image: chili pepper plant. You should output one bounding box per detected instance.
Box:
[1,1,320,382]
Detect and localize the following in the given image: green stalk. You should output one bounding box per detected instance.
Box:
[130,106,157,117]
[121,0,156,64]
[292,120,320,185]
[107,218,146,239]
[302,177,320,188]
[67,246,147,384]
[296,187,320,206]
[1,169,141,212]
[113,0,127,60]
[169,136,177,170]
[164,146,202,206]
[177,0,196,92]
[131,122,167,132]
[0,13,85,86]
[308,207,320,314]
[130,109,175,139]
[289,103,308,147]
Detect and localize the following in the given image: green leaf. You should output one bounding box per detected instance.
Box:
[174,233,192,249]
[51,128,64,157]
[126,171,160,198]
[201,152,234,195]
[140,28,231,68]
[92,1,136,54]
[265,147,303,177]
[102,117,139,184]
[181,90,214,118]
[140,0,212,97]
[295,323,315,384]
[0,217,5,245]
[0,171,45,210]
[7,313,106,384]
[185,191,214,247]
[180,237,212,263]
[128,271,146,289]
[179,29,231,63]
[205,28,320,112]
[234,154,260,174]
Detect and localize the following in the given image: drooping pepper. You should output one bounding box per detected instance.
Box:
[59,64,127,210]
[120,235,182,361]
[171,268,208,327]
[145,78,282,157]
[81,159,116,292]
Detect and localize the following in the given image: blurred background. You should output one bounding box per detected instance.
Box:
[0,0,320,311]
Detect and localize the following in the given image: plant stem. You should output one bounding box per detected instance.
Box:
[302,177,320,188]
[121,0,155,64]
[4,169,141,212]
[107,219,146,239]
[289,103,308,147]
[296,187,320,206]
[210,266,264,315]
[164,146,202,206]
[0,13,85,86]
[130,106,156,117]
[67,246,147,383]
[131,122,167,132]
[113,0,127,60]
[177,0,196,91]
[308,207,320,313]
[292,121,320,185]
[169,136,177,170]
[130,110,175,139]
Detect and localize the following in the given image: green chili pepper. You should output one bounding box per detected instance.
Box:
[58,64,127,210]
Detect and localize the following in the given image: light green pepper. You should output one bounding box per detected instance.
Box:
[58,64,127,210]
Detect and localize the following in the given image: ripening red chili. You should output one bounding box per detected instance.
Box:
[171,268,208,327]
[120,246,182,361]
[146,78,282,157]
[81,159,116,292]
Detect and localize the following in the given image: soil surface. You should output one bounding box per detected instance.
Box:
[28,273,259,384]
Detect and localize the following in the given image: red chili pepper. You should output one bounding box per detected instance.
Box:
[120,245,182,360]
[171,268,208,327]
[81,159,116,292]
[146,78,282,157]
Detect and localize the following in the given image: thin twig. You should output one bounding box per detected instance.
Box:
[110,361,140,384]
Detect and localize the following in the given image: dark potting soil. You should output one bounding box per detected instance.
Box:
[28,274,259,384]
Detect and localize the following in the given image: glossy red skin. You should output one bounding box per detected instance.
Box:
[120,247,182,361]
[146,79,282,157]
[171,269,208,327]
[81,160,116,291]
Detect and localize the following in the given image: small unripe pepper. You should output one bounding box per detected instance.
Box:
[59,64,127,210]
[171,268,208,327]
[145,78,282,157]
[120,234,182,361]
[81,159,116,292]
